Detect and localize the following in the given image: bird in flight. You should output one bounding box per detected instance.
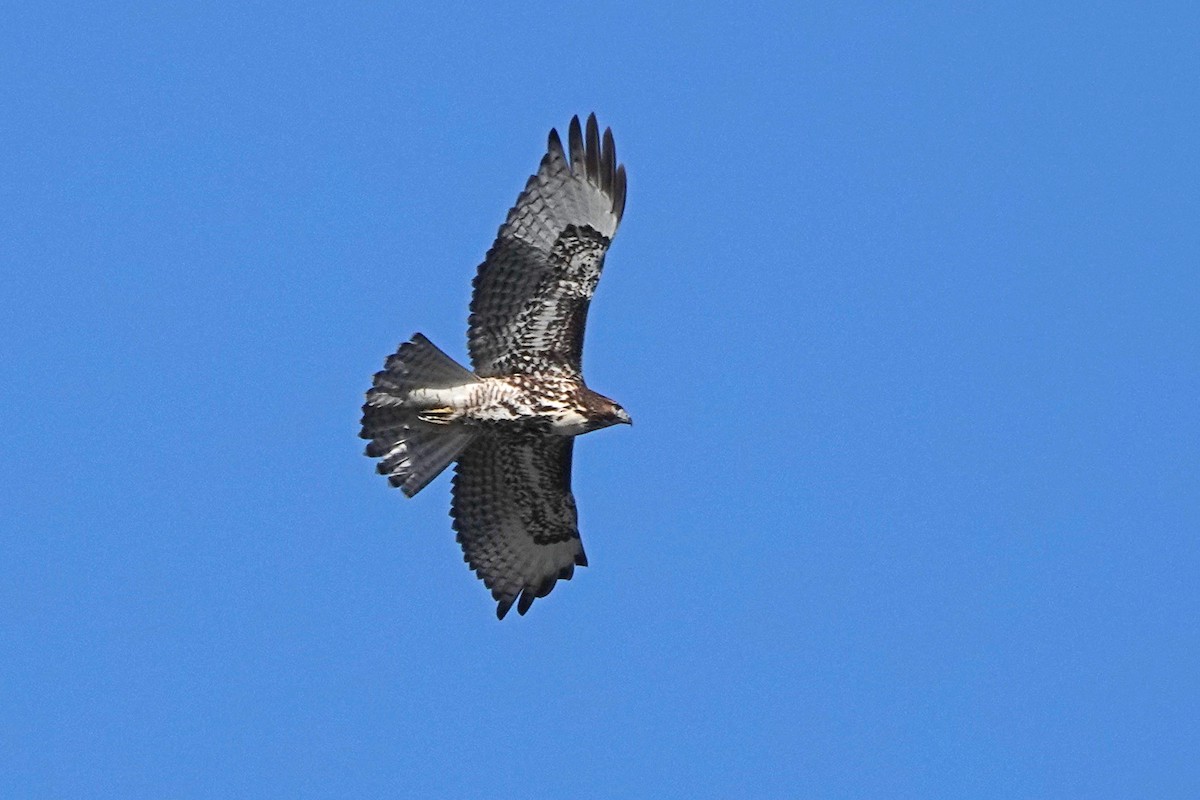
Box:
[360,114,629,619]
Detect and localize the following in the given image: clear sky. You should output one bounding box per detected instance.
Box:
[3,3,1198,798]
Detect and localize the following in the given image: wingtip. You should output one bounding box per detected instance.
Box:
[559,113,625,218]
[567,115,585,170]
[496,598,513,620]
[601,127,616,194]
[613,164,627,219]
[584,114,601,181]
[517,590,535,615]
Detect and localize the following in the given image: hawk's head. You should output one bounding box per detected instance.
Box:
[607,403,633,427]
[583,391,632,430]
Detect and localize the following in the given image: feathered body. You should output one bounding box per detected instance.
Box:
[401,374,626,435]
[360,114,629,619]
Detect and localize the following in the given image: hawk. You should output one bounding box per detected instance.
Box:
[360,114,630,619]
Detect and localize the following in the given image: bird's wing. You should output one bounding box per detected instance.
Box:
[468,113,626,378]
[451,433,587,619]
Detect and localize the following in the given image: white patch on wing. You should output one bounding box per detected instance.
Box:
[517,297,567,353]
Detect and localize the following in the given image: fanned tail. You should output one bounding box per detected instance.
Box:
[361,334,479,497]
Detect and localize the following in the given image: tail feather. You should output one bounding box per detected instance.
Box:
[375,333,477,394]
[361,333,479,497]
[375,422,475,497]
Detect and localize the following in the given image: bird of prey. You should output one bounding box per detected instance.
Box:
[360,114,630,619]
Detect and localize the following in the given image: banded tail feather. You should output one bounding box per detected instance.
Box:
[361,334,479,497]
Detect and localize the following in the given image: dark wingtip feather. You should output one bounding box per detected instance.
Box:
[613,164,627,220]
[585,114,601,181]
[601,127,616,195]
[548,127,564,157]
[496,598,513,620]
[567,115,585,171]
[517,590,535,615]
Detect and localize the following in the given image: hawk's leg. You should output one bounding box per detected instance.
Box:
[416,407,457,425]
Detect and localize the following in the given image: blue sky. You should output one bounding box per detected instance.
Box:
[3,3,1198,797]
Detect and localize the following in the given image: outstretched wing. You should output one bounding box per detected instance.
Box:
[451,434,587,619]
[468,113,627,378]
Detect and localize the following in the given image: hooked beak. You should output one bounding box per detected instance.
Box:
[615,408,633,426]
